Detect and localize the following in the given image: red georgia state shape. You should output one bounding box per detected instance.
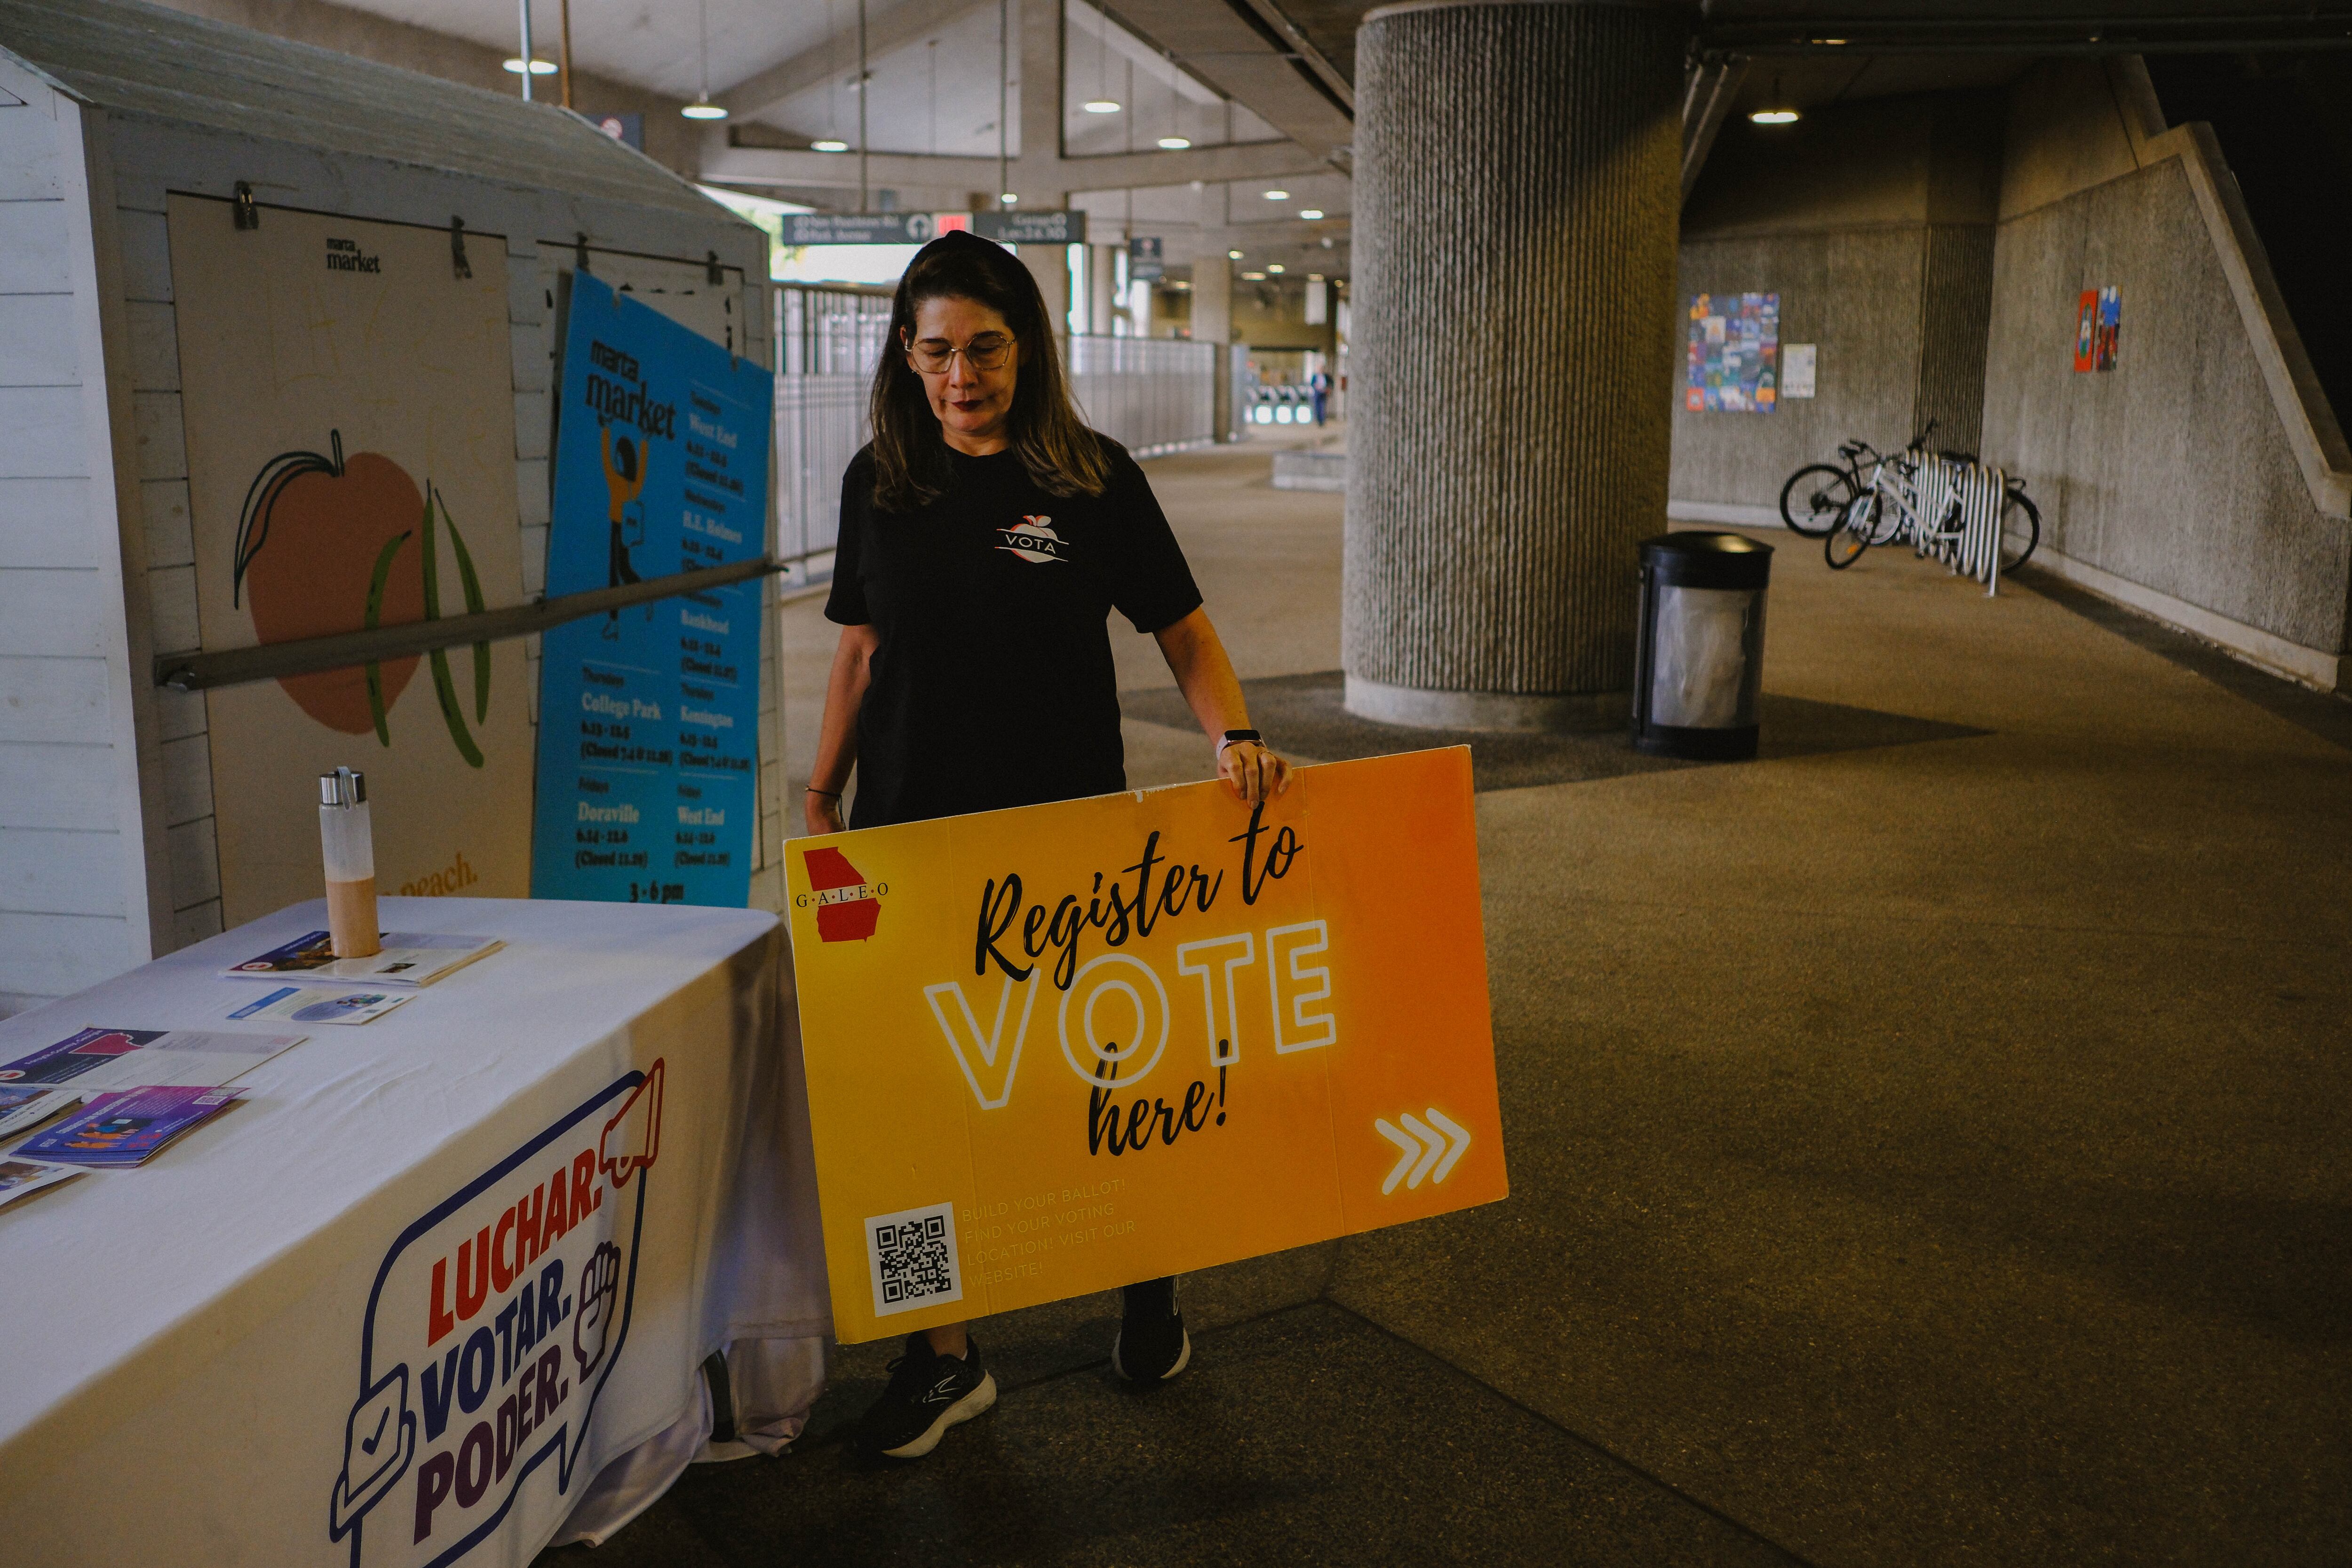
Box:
[803,846,879,943]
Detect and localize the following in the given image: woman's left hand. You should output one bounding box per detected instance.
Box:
[1219,739,1292,804]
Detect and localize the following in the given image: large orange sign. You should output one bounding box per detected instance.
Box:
[786,748,1506,1343]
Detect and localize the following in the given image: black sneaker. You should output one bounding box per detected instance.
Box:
[1111,1276,1190,1382]
[852,1334,997,1459]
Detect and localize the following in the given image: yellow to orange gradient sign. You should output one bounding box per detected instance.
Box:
[786,748,1506,1343]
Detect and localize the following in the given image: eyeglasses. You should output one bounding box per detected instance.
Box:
[905,333,1014,374]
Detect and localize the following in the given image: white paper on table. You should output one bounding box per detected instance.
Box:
[0,1088,82,1143]
[221,987,413,1027]
[0,1158,83,1210]
[0,1028,307,1093]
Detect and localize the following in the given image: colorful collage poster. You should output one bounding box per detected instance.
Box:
[1685,292,1780,413]
[2075,287,2121,372]
[529,272,774,907]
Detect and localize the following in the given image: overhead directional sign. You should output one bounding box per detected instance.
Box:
[782,210,1089,247]
[1129,236,1164,281]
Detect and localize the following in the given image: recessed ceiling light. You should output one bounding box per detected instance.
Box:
[1158,136,1191,150]
[1263,190,1288,200]
[1084,99,1121,114]
[1267,264,1284,274]
[1308,273,1324,281]
[682,100,728,120]
[1749,109,1799,124]
[811,138,848,152]
[1228,249,1243,260]
[1241,271,1267,280]
[1001,192,1019,204]
[503,58,558,75]
[1299,208,1324,220]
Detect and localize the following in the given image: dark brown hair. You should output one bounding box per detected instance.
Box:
[868,230,1110,513]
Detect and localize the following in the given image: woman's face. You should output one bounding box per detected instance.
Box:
[907,295,1019,453]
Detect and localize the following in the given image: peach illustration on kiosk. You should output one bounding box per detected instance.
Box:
[233,430,493,763]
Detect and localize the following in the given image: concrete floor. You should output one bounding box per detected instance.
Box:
[557,432,2352,1567]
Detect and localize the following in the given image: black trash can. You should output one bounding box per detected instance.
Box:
[1631,532,1772,760]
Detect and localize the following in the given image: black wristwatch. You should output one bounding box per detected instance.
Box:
[1218,729,1263,753]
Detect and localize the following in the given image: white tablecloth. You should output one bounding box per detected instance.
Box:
[0,897,831,1567]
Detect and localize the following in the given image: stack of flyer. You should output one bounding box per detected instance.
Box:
[14,1085,247,1167]
[219,930,502,987]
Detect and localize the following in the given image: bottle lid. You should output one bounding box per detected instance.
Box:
[320,767,367,807]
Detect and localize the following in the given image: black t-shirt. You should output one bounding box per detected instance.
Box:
[825,438,1203,828]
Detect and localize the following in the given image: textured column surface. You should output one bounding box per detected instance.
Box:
[1345,0,1685,727]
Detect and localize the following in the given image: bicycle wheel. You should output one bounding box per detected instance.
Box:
[1999,489,2041,573]
[1825,522,1870,570]
[1778,463,1857,538]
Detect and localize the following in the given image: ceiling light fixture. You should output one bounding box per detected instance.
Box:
[811,138,849,152]
[503,58,558,74]
[1749,108,1798,124]
[1241,271,1267,280]
[683,0,727,120]
[1267,264,1284,274]
[1158,135,1191,150]
[1299,208,1324,219]
[1001,192,1019,204]
[1263,189,1288,200]
[1228,249,1243,260]
[1084,99,1121,114]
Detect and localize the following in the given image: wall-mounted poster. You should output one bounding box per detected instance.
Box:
[170,199,533,928]
[529,272,773,906]
[2075,286,2120,372]
[1685,292,1779,413]
[1783,342,1817,399]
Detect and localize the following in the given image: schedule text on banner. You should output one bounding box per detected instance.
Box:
[787,748,1506,1343]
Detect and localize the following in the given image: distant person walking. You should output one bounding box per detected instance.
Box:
[805,230,1291,1460]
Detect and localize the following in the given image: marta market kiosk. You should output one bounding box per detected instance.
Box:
[0,0,821,1561]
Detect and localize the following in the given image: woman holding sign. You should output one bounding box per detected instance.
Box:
[806,231,1291,1460]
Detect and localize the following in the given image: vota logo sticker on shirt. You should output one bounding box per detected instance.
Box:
[329,1061,665,1567]
[995,515,1068,564]
[798,846,887,942]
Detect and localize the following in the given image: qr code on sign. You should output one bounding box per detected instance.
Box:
[865,1200,963,1317]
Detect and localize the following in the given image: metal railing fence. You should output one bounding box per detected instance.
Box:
[1065,336,1218,459]
[774,286,1219,576]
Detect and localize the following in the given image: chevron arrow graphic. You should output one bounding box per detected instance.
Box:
[1375,1107,1472,1195]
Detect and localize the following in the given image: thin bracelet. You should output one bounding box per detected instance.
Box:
[806,787,842,799]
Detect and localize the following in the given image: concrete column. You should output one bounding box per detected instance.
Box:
[1089,243,1119,335]
[1344,0,1686,729]
[1191,251,1235,438]
[1018,243,1070,333]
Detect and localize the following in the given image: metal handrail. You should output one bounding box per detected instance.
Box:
[152,557,779,693]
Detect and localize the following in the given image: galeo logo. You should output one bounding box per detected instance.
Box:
[994,515,1068,565]
[798,846,886,942]
[328,1062,664,1567]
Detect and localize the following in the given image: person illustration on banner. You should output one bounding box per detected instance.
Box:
[599,419,647,637]
[805,230,1293,1462]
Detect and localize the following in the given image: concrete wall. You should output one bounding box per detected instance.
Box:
[1981,60,2352,668]
[1670,92,2002,517]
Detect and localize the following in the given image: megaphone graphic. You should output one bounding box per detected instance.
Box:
[600,1058,664,1190]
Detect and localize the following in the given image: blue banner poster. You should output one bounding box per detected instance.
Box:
[532,272,772,905]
